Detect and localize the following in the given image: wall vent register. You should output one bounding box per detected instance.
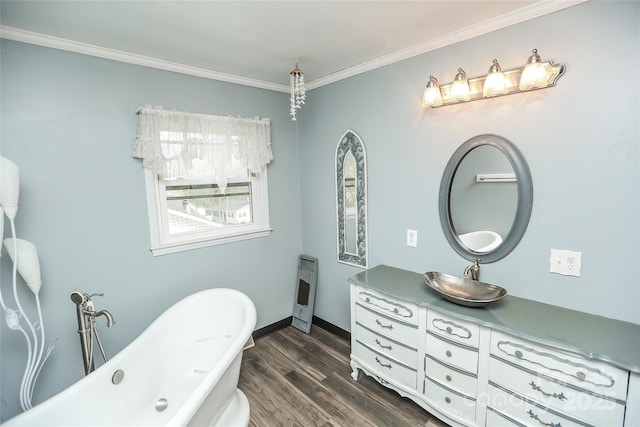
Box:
[292,255,318,333]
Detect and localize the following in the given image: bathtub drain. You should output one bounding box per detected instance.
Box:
[155,398,169,412]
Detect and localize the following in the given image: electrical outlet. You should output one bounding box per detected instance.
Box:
[549,249,582,277]
[406,229,417,247]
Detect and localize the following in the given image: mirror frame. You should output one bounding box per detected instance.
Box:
[439,134,533,263]
[336,129,368,268]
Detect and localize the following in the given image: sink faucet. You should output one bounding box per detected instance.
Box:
[464,259,481,281]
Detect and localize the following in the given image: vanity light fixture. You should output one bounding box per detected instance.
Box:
[422,49,565,108]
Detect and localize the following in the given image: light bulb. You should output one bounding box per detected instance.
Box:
[422,76,443,107]
[519,49,547,91]
[483,59,507,97]
[450,68,471,102]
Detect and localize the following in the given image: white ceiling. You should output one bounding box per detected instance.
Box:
[0,1,583,92]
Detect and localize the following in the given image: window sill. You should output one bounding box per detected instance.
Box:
[150,228,273,256]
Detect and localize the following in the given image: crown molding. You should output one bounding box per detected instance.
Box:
[306,0,587,90]
[1,1,586,93]
[0,25,289,93]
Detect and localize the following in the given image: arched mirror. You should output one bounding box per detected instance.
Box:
[336,130,367,268]
[439,134,532,263]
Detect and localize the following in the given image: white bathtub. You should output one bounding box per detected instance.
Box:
[4,288,256,427]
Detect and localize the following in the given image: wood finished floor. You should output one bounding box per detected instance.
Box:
[238,325,449,427]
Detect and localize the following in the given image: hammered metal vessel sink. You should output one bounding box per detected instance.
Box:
[423,271,507,307]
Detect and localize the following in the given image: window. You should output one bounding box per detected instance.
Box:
[143,170,270,255]
[134,106,272,255]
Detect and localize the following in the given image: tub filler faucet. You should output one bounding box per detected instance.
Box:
[464,259,481,281]
[71,292,115,375]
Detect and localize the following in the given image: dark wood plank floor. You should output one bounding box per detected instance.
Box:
[238,325,447,426]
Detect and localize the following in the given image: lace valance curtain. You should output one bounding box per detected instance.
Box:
[133,105,272,191]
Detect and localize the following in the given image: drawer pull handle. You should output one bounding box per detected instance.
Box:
[432,318,472,339]
[375,339,392,351]
[529,381,567,401]
[366,297,371,303]
[374,357,392,369]
[393,308,399,314]
[375,319,394,330]
[527,409,562,427]
[446,375,452,382]
[576,371,586,380]
[445,397,451,404]
[446,350,452,358]
[515,350,523,358]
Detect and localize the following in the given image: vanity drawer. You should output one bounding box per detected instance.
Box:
[485,407,524,426]
[425,355,477,398]
[427,310,480,348]
[490,330,629,400]
[426,332,478,374]
[487,383,596,427]
[353,341,417,389]
[355,304,418,347]
[488,356,626,426]
[424,378,476,421]
[354,322,418,368]
[355,286,418,325]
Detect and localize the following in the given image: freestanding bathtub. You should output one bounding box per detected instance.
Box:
[4,288,257,426]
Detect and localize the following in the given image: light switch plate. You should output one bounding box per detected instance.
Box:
[550,249,582,277]
[406,229,417,247]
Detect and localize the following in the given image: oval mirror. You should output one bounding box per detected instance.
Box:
[439,134,533,263]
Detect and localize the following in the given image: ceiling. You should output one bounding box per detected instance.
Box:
[0,1,582,92]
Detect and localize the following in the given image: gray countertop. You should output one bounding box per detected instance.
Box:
[348,265,640,373]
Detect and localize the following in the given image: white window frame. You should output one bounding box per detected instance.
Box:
[143,169,272,256]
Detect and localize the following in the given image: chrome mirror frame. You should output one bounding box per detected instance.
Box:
[336,129,368,268]
[439,134,533,263]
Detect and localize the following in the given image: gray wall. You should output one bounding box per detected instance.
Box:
[299,1,639,331]
[0,42,302,419]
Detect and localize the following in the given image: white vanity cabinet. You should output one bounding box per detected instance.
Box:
[348,265,640,427]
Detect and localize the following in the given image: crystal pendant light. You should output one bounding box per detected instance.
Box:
[289,62,306,121]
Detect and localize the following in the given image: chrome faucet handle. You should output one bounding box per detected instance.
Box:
[464,259,481,281]
[86,292,104,301]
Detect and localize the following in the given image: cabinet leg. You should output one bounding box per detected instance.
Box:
[350,360,360,381]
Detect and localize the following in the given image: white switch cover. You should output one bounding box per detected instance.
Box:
[549,249,582,277]
[407,229,418,247]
